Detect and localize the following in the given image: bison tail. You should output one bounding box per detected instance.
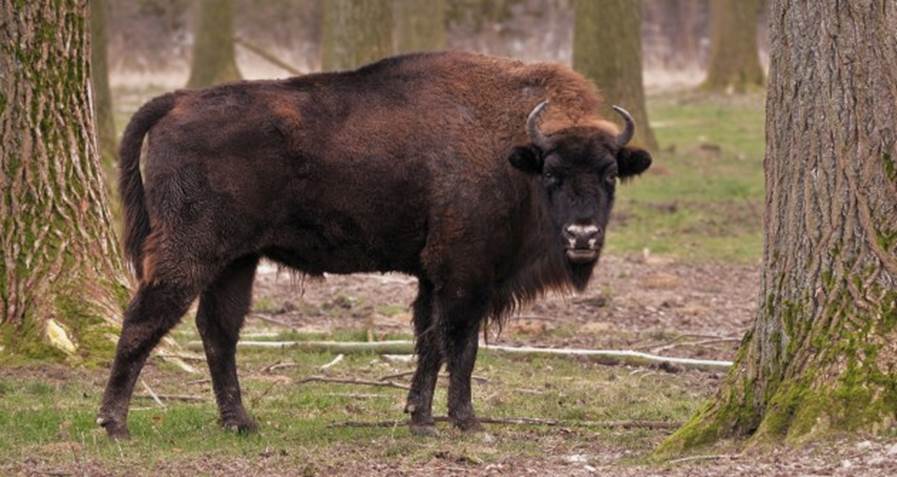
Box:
[118,93,176,280]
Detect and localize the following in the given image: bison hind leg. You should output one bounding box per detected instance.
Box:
[195,255,260,434]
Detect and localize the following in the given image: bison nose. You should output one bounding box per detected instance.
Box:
[563,224,602,249]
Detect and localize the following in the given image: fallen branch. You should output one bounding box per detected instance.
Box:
[298,375,410,391]
[378,370,489,383]
[650,338,741,354]
[248,312,294,328]
[140,380,166,408]
[134,393,206,402]
[330,416,680,430]
[321,354,344,370]
[234,37,303,76]
[192,340,733,371]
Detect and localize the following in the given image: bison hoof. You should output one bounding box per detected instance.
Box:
[97,416,130,440]
[409,423,440,437]
[451,417,483,432]
[222,416,258,434]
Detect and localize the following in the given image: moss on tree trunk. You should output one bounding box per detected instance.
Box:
[658,0,897,456]
[572,0,657,151]
[393,0,445,54]
[701,0,764,92]
[186,0,242,88]
[0,0,129,361]
[321,0,394,71]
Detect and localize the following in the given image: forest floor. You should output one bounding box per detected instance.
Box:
[3,90,896,475]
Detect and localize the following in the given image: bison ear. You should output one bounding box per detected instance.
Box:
[508,145,543,175]
[616,146,652,179]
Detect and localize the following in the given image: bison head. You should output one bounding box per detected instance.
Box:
[507,101,651,271]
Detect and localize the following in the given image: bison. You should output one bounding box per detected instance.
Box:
[97,51,651,438]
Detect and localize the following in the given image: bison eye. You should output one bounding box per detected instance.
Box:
[605,172,617,185]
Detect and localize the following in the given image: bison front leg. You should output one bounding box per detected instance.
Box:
[438,288,488,432]
[195,256,259,434]
[405,280,442,436]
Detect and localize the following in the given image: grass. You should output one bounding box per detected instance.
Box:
[0,342,709,473]
[606,91,766,263]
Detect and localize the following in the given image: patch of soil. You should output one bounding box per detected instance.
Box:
[251,254,759,362]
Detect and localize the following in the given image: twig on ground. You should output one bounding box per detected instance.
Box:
[186,378,211,386]
[140,380,167,408]
[134,393,206,402]
[320,354,344,370]
[650,338,741,354]
[665,454,740,465]
[324,392,384,399]
[155,351,207,362]
[298,375,411,391]
[330,416,681,430]
[248,312,294,328]
[190,339,733,371]
[378,370,490,384]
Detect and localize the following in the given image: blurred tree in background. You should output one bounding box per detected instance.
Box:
[394,0,446,54]
[187,0,242,87]
[0,0,128,358]
[702,0,764,92]
[322,0,394,70]
[573,0,657,150]
[90,0,120,222]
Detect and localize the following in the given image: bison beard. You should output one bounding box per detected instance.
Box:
[97,51,651,439]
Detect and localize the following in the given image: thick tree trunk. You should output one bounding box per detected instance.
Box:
[0,0,129,358]
[186,0,242,88]
[702,0,764,92]
[393,0,445,54]
[573,0,657,151]
[659,1,897,453]
[321,0,394,71]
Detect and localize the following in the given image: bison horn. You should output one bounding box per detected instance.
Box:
[526,100,550,150]
[611,105,635,147]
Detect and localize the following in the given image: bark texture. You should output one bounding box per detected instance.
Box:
[393,0,446,54]
[186,0,242,88]
[660,0,897,453]
[321,0,394,71]
[702,0,765,92]
[0,0,129,358]
[572,0,657,150]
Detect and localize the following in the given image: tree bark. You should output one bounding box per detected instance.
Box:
[321,0,394,71]
[393,0,445,54]
[573,0,657,151]
[0,0,129,358]
[659,0,897,453]
[186,0,242,88]
[702,0,764,92]
[89,0,118,215]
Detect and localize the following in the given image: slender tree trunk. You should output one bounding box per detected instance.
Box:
[702,0,764,92]
[186,0,242,88]
[321,0,394,71]
[90,0,119,218]
[573,0,657,150]
[393,0,445,54]
[0,0,129,358]
[659,1,897,454]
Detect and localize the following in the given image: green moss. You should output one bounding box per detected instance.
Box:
[883,152,896,182]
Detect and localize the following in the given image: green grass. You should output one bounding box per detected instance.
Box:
[607,92,766,263]
[0,344,709,473]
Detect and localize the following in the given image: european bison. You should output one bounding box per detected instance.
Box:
[98,51,651,438]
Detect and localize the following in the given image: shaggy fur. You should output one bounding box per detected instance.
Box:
[98,51,651,438]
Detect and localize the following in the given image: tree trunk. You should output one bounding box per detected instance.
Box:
[659,1,897,454]
[0,0,129,359]
[321,0,394,71]
[573,0,657,151]
[393,0,445,54]
[186,0,242,88]
[90,0,119,216]
[702,0,764,92]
